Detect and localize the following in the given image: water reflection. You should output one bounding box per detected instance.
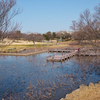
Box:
[0,53,100,100]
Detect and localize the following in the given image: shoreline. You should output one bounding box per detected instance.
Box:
[60,81,100,100]
[0,50,48,56]
[0,45,70,56]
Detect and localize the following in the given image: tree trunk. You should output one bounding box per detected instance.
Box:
[33,41,35,46]
[56,39,58,45]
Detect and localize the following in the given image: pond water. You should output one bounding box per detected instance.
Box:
[0,52,100,100]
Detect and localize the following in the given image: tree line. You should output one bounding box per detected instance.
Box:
[6,30,71,42]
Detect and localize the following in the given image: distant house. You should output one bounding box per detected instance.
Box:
[67,31,73,35]
[56,31,73,35]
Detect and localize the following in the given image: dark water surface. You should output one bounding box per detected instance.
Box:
[0,52,100,100]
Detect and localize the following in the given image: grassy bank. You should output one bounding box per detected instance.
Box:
[0,39,94,53]
[0,43,69,53]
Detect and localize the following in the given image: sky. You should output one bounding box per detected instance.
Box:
[13,0,100,34]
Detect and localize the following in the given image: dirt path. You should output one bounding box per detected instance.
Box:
[61,82,100,100]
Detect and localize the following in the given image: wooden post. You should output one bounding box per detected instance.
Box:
[48,48,49,53]
[46,57,47,60]
[52,56,54,61]
[64,55,65,61]
[61,57,62,62]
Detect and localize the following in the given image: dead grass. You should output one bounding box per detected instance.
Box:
[0,39,71,52]
[61,82,100,100]
[0,39,96,52]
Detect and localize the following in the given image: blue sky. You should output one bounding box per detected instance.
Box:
[13,0,100,33]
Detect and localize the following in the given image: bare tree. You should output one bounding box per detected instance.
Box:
[63,31,71,39]
[56,31,64,40]
[94,3,100,22]
[8,30,22,41]
[26,33,44,46]
[0,0,21,48]
[70,5,100,47]
[70,21,77,32]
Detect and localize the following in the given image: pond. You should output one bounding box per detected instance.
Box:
[0,52,100,100]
